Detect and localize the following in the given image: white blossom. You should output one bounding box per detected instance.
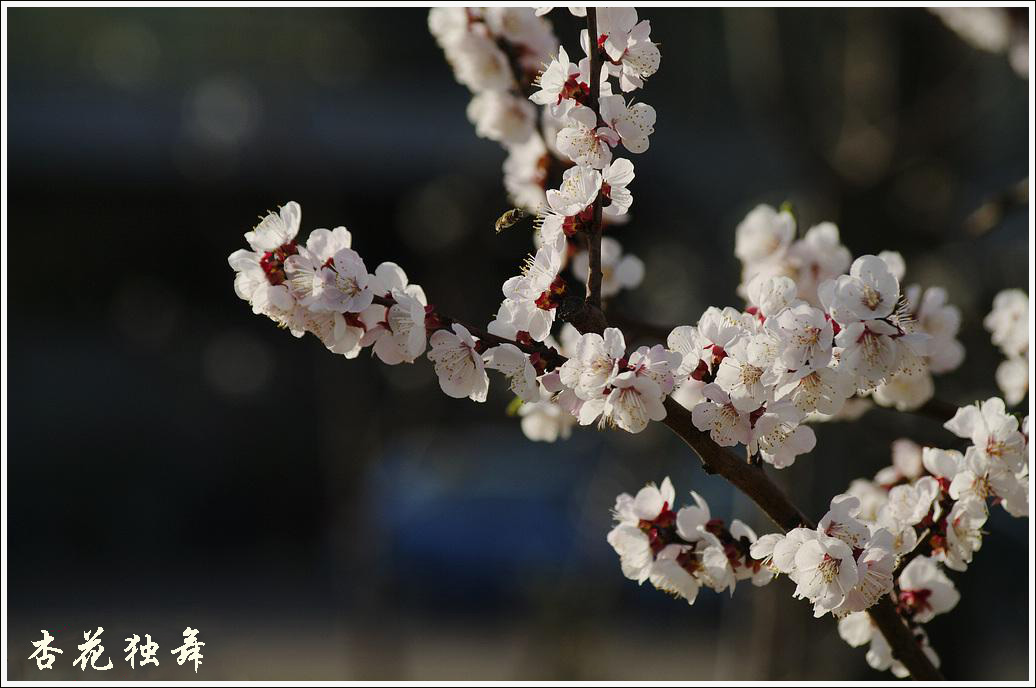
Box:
[747,274,801,321]
[559,327,626,401]
[713,333,779,412]
[897,555,960,623]
[819,254,900,325]
[467,90,536,144]
[443,31,515,93]
[735,204,795,269]
[580,370,667,433]
[518,386,577,442]
[598,93,656,154]
[936,497,987,571]
[944,397,1027,475]
[555,103,617,168]
[786,221,852,306]
[985,288,1029,358]
[765,301,832,372]
[601,158,635,216]
[503,135,550,212]
[229,201,303,331]
[791,534,860,617]
[427,324,490,402]
[483,343,540,403]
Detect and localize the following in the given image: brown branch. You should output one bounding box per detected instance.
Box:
[573,7,607,335]
[661,398,812,530]
[660,397,945,680]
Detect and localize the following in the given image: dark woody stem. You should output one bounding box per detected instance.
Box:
[579,7,607,333]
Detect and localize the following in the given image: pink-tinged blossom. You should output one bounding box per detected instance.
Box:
[427,324,490,402]
[598,94,656,153]
[819,254,900,324]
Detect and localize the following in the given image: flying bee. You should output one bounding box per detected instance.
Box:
[494,207,529,234]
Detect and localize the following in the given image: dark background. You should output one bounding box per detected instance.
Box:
[6,6,1029,680]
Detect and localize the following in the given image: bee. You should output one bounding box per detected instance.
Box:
[494,207,529,234]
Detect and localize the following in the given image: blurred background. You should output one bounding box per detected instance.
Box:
[6,6,1029,680]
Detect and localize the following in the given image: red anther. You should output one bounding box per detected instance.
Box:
[344,313,366,331]
[529,352,548,376]
[534,276,567,310]
[690,359,711,381]
[259,240,299,286]
[424,306,445,332]
[829,317,841,336]
[898,588,933,617]
[928,534,946,553]
[723,542,743,568]
[558,75,591,107]
[705,518,726,536]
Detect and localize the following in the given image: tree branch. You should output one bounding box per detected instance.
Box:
[661,398,812,530]
[574,7,607,335]
[660,397,945,680]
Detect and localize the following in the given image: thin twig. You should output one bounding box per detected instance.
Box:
[575,7,607,334]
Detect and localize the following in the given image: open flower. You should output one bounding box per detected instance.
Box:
[483,343,539,403]
[766,302,832,372]
[598,94,656,153]
[792,535,860,617]
[936,497,987,571]
[229,201,304,331]
[580,370,667,433]
[819,254,900,324]
[601,158,635,215]
[897,556,960,623]
[944,397,1027,474]
[713,333,779,412]
[559,327,626,400]
[427,324,490,402]
[555,103,617,168]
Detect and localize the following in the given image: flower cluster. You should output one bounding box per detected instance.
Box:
[829,397,1030,675]
[749,495,898,619]
[733,205,966,415]
[985,288,1029,406]
[607,478,773,604]
[430,7,558,211]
